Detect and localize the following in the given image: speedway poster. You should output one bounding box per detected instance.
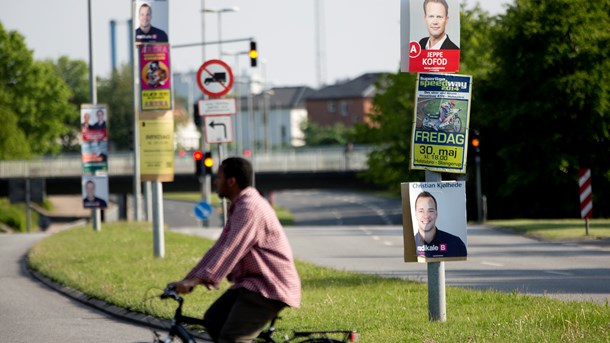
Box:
[410,73,472,173]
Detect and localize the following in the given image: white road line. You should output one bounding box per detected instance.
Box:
[481,261,504,267]
[545,270,573,276]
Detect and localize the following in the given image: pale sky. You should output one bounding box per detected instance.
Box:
[1,0,511,88]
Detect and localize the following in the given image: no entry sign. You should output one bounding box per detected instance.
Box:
[196,59,234,98]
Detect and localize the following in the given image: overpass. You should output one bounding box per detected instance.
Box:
[0,146,378,198]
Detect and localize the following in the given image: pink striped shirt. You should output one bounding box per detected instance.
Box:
[185,187,301,308]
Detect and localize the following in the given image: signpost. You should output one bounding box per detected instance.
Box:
[579,168,592,235]
[194,201,214,220]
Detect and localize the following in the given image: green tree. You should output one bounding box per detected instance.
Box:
[301,120,354,146]
[476,0,610,218]
[0,22,74,158]
[52,56,90,152]
[97,64,134,151]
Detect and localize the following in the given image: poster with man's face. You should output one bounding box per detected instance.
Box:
[402,181,467,262]
[134,0,169,44]
[400,0,461,73]
[82,175,109,209]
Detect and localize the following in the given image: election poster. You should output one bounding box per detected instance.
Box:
[139,43,172,111]
[80,104,108,173]
[401,181,467,263]
[82,175,109,209]
[410,73,472,173]
[139,111,174,182]
[400,0,460,73]
[134,0,169,44]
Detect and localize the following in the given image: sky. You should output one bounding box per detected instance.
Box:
[1,0,512,88]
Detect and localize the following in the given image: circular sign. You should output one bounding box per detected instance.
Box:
[196,59,234,98]
[194,201,213,220]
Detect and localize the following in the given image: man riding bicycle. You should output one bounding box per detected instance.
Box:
[169,157,301,343]
[434,99,455,130]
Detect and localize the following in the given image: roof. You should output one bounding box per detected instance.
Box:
[238,86,316,110]
[306,72,387,100]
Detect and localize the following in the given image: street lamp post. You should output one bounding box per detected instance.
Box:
[202,7,239,58]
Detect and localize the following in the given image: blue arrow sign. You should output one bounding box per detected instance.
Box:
[194,201,213,220]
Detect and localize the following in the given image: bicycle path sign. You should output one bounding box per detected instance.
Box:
[196,59,234,98]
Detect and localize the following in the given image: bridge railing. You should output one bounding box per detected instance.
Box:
[0,146,372,179]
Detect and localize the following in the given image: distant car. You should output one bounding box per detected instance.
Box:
[204,72,227,85]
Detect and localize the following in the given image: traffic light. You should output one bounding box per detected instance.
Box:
[203,152,213,174]
[193,102,202,127]
[471,129,480,154]
[249,41,258,67]
[194,150,204,176]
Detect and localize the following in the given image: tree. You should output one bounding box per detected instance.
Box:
[97,64,134,151]
[476,0,610,218]
[0,22,74,158]
[52,56,90,152]
[301,120,354,146]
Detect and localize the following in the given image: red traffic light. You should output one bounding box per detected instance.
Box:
[193,150,203,160]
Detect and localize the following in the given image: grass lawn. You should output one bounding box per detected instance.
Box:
[486,218,610,241]
[28,223,610,342]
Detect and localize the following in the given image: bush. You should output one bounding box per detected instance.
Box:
[0,198,40,232]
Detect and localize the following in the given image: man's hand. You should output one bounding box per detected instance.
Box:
[172,279,199,294]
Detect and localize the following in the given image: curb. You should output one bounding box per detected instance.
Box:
[24,255,210,341]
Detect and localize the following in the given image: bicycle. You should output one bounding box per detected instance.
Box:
[147,285,358,343]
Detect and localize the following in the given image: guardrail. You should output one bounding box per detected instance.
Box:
[0,146,372,179]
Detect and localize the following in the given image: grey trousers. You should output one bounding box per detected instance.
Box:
[203,288,286,343]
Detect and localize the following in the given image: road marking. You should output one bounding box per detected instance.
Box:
[481,261,504,267]
[545,270,573,276]
[383,241,393,246]
[372,235,380,240]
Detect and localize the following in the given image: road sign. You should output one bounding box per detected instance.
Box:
[199,99,236,116]
[196,59,234,98]
[579,168,592,219]
[204,115,234,144]
[194,201,213,220]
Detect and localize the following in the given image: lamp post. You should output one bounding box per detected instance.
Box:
[202,6,239,58]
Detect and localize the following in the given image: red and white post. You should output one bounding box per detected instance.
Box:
[578,168,592,235]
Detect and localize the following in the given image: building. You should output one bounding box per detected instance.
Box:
[305,73,386,128]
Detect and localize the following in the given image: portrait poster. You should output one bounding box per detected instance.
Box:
[410,73,472,173]
[80,104,108,173]
[133,0,169,44]
[400,0,460,73]
[401,181,467,263]
[139,111,174,182]
[139,44,172,111]
[82,175,109,209]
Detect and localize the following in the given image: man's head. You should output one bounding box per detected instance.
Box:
[215,157,253,200]
[85,180,96,198]
[423,0,449,40]
[96,109,105,122]
[139,4,152,32]
[414,191,438,235]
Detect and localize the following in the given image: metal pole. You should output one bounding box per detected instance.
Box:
[217,12,222,58]
[219,144,227,226]
[131,1,143,221]
[88,0,102,231]
[152,182,165,257]
[424,170,446,322]
[475,154,483,223]
[25,178,31,232]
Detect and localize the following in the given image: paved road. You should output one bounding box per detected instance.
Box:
[0,234,157,343]
[179,224,610,304]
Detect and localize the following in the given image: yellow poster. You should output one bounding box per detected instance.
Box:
[139,118,174,182]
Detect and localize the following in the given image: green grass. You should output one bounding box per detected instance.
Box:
[28,223,610,342]
[486,218,610,240]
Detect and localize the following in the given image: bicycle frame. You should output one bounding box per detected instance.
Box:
[154,286,358,343]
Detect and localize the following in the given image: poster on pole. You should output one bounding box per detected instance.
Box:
[139,43,172,111]
[400,0,460,73]
[410,73,472,173]
[139,111,174,182]
[401,181,467,263]
[133,0,169,44]
[80,104,108,173]
[82,175,109,209]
